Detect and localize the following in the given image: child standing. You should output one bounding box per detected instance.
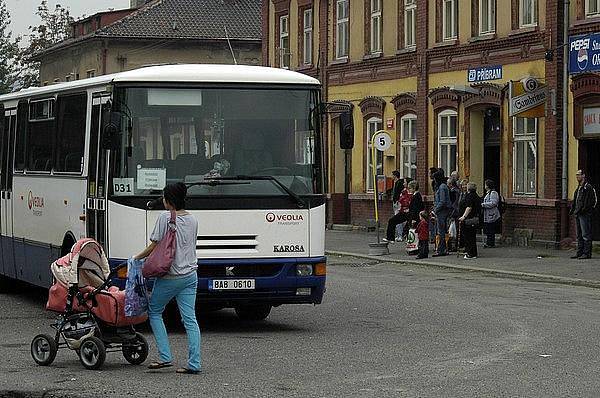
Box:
[416,211,429,259]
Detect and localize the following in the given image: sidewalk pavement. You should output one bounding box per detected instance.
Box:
[325,229,600,288]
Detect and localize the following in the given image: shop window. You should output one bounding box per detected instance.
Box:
[279,15,290,69]
[336,0,350,59]
[479,0,495,35]
[400,114,417,180]
[513,117,537,195]
[438,110,457,174]
[443,0,457,41]
[55,93,87,173]
[370,0,382,54]
[519,0,537,27]
[303,8,313,65]
[366,117,383,192]
[587,0,600,17]
[27,99,56,172]
[404,0,416,49]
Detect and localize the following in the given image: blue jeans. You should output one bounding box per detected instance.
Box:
[435,210,450,254]
[148,273,201,371]
[576,213,593,257]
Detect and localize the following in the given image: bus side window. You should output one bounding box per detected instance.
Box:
[14,100,28,172]
[27,99,55,172]
[55,93,87,173]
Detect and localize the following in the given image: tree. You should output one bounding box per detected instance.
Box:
[0,0,21,94]
[15,0,73,89]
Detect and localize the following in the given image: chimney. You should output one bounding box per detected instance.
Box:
[130,0,149,8]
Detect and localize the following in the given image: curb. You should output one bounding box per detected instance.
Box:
[325,250,600,289]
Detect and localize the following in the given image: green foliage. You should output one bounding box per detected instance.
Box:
[15,0,74,90]
[0,0,21,94]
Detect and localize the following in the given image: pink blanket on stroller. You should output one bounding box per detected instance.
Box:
[47,282,147,327]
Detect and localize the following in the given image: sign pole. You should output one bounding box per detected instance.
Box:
[369,130,391,252]
[371,132,380,243]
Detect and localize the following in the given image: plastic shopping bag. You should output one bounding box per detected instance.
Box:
[125,257,149,317]
[448,220,457,239]
[405,229,418,254]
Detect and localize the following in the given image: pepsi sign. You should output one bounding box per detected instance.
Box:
[569,34,600,74]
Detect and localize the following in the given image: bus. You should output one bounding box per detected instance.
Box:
[0,64,339,321]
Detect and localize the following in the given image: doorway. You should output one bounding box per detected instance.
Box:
[483,108,501,192]
[581,140,600,240]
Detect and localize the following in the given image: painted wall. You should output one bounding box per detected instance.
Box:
[39,40,261,83]
[328,77,418,193]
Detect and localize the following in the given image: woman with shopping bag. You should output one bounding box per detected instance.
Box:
[134,182,201,375]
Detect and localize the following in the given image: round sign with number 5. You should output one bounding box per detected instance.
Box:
[373,132,392,152]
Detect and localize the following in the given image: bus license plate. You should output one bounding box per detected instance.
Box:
[209,279,255,290]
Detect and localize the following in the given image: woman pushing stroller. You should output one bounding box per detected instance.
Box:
[135,182,201,375]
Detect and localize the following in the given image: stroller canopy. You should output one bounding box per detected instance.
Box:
[51,238,110,288]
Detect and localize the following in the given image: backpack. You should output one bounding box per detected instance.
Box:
[498,194,507,215]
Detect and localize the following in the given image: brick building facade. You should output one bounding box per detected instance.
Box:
[263,0,600,246]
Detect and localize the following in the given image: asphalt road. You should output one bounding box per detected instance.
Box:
[1,256,600,397]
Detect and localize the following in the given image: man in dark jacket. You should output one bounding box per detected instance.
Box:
[570,170,597,259]
[432,169,451,256]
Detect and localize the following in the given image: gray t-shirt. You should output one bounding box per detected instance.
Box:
[150,212,198,278]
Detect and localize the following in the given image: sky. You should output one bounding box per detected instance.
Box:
[5,0,130,38]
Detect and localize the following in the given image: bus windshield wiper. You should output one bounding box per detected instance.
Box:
[211,175,307,208]
[186,180,251,188]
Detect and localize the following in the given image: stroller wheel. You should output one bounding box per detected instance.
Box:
[31,334,58,366]
[78,336,106,370]
[122,332,149,365]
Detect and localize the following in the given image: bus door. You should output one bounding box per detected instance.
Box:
[87,95,110,250]
[1,108,16,279]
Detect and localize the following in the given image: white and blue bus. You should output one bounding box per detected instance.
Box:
[0,64,338,320]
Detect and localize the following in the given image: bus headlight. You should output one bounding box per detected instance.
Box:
[296,264,313,276]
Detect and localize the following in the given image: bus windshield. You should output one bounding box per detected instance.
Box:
[110,86,320,197]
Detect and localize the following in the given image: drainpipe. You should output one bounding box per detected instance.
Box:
[561,0,570,240]
[102,40,109,75]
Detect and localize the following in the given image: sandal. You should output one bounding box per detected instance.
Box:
[176,367,201,375]
[147,361,173,369]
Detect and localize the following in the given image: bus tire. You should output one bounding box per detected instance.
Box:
[234,305,272,321]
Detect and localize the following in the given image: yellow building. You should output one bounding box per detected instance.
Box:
[263,0,596,245]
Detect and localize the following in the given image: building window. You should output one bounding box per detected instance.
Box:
[65,75,72,82]
[479,0,496,35]
[303,9,313,65]
[279,15,290,69]
[366,117,383,192]
[336,0,350,59]
[513,117,537,195]
[438,110,457,174]
[86,70,96,78]
[404,0,416,48]
[400,114,417,179]
[587,0,600,17]
[519,0,537,27]
[370,0,382,53]
[443,0,457,41]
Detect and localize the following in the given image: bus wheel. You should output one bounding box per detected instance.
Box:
[234,305,272,321]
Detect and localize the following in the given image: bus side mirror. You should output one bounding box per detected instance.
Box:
[339,110,354,150]
[102,110,123,150]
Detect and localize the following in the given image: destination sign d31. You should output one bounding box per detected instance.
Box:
[467,65,503,83]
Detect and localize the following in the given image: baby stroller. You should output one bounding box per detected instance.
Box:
[31,238,148,370]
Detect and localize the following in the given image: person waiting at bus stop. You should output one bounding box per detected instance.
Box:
[383,178,413,243]
[135,183,202,374]
[431,169,451,257]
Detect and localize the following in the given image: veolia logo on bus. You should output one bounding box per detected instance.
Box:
[265,212,304,225]
[27,191,44,216]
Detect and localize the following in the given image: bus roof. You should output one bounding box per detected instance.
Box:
[0,64,321,103]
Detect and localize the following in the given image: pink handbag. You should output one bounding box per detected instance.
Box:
[142,210,177,278]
